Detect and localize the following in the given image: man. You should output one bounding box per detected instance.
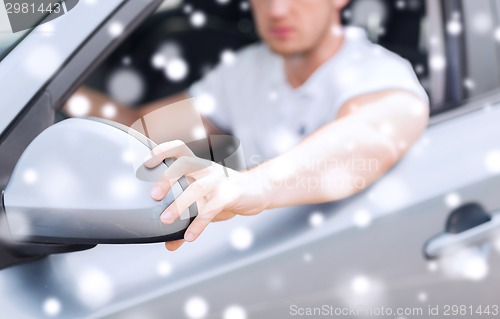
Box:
[75,0,429,251]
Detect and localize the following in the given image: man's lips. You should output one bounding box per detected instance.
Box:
[270,27,294,38]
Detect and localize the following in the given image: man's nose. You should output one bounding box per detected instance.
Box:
[268,0,291,19]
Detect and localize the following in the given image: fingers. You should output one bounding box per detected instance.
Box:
[151,156,212,201]
[163,156,212,181]
[165,239,185,251]
[144,140,195,168]
[160,175,217,223]
[212,210,236,222]
[164,210,228,250]
[183,206,223,242]
[164,204,227,249]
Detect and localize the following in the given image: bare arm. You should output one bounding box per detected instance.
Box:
[248,89,429,208]
[63,87,138,125]
[64,87,224,135]
[139,92,225,136]
[138,93,188,118]
[145,89,429,249]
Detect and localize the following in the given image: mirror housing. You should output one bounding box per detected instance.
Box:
[1,118,197,246]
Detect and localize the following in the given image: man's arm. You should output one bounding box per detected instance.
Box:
[248,89,429,208]
[145,89,429,249]
[63,87,139,125]
[64,87,225,135]
[138,92,226,136]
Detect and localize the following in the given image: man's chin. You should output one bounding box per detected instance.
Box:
[266,42,305,57]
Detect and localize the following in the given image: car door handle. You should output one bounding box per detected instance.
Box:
[424,203,498,259]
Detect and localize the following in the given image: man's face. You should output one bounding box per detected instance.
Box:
[250,0,348,56]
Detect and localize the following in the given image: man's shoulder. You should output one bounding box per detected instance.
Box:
[235,42,272,60]
[188,42,273,100]
[209,42,276,84]
[331,29,417,83]
[330,28,428,104]
[226,42,276,72]
[341,29,411,69]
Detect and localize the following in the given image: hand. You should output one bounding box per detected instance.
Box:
[144,140,270,251]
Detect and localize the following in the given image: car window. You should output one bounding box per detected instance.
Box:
[344,0,432,110]
[68,0,499,122]
[0,0,126,137]
[426,0,500,116]
[459,1,500,102]
[72,0,256,110]
[69,0,431,119]
[345,0,500,118]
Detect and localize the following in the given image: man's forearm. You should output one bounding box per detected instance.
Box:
[65,88,190,127]
[247,91,429,209]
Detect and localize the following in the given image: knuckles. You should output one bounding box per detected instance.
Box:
[153,139,189,157]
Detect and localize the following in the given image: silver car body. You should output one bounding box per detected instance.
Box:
[0,0,499,318]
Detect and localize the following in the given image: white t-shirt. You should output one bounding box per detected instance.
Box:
[188,27,428,168]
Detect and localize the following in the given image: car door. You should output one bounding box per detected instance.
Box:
[1,1,500,319]
[73,1,500,318]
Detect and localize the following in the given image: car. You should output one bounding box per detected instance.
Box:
[1,0,500,318]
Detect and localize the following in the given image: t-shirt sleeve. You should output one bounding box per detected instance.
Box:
[332,47,429,111]
[187,63,234,133]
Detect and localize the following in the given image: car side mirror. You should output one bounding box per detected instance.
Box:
[1,118,198,247]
